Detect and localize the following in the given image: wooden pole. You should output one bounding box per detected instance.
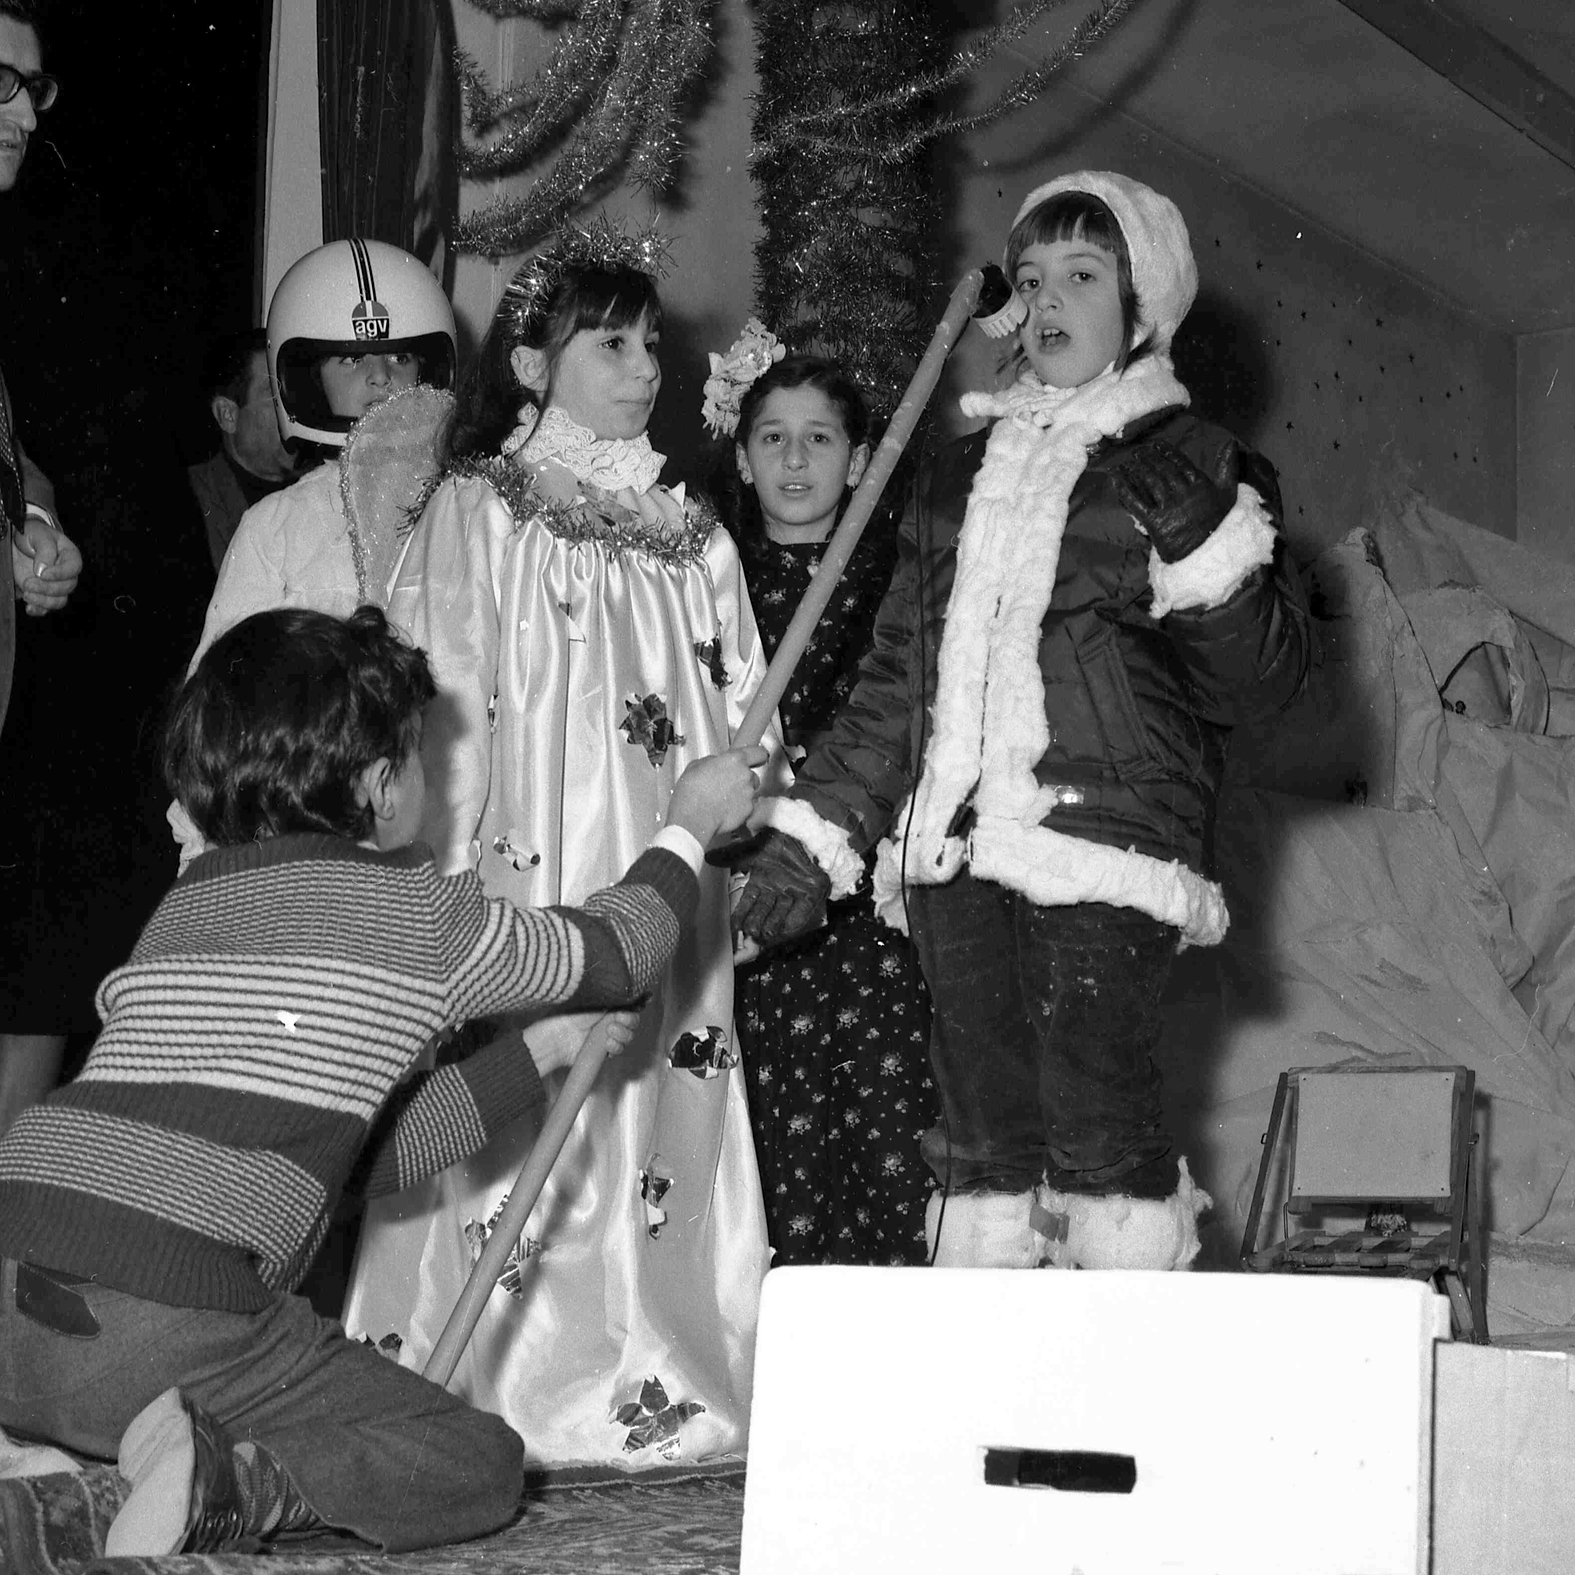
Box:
[423,265,989,1390]
[424,1019,609,1386]
[733,267,987,744]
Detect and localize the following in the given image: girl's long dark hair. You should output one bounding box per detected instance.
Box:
[446,262,664,464]
[713,354,874,541]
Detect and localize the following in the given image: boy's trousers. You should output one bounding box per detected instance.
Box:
[0,1256,522,1552]
[907,870,1180,1199]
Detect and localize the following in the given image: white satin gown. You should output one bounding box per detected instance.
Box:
[343,452,775,1470]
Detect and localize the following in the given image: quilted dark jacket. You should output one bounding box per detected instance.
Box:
[791,405,1311,877]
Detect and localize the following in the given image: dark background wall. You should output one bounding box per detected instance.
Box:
[2,0,268,481]
[0,0,269,1042]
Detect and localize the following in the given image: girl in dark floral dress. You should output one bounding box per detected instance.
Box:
[713,349,938,1265]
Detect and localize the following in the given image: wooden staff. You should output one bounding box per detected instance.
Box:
[733,266,992,743]
[424,264,996,1390]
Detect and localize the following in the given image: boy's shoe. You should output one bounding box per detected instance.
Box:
[105,1388,292,1556]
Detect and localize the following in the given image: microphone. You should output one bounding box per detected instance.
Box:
[971,262,1028,340]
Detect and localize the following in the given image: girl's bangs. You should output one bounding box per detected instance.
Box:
[1008,193,1127,273]
[566,268,664,337]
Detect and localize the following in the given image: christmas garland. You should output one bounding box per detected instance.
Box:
[748,0,1136,417]
[453,0,715,257]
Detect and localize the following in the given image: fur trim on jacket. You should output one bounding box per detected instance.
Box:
[778,376,1307,947]
[893,355,1257,945]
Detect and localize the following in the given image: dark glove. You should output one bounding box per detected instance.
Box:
[1109,438,1239,563]
[730,827,831,949]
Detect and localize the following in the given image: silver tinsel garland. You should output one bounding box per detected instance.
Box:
[454,0,715,258]
[749,0,1138,417]
[753,0,1137,164]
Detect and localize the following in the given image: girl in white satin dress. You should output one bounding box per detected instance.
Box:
[343,250,776,1470]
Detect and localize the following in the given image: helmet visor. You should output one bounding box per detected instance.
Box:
[275,333,456,442]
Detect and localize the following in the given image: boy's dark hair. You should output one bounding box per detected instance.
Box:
[447,262,664,464]
[199,328,267,405]
[1004,191,1149,372]
[716,355,876,541]
[166,606,436,847]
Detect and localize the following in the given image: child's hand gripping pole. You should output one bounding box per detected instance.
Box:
[425,267,1010,1391]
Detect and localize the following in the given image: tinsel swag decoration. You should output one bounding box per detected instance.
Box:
[453,0,713,257]
[751,0,1135,417]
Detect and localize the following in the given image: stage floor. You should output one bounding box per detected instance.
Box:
[1,1467,746,1575]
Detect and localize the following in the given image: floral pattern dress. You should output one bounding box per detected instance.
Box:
[732,521,938,1266]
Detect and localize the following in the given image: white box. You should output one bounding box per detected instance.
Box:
[742,1268,1450,1575]
[1433,1342,1575,1574]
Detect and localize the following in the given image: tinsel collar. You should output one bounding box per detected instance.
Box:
[516,405,665,494]
[452,453,711,566]
[897,354,1188,883]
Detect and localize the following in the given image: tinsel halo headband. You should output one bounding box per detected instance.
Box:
[701,317,786,438]
[499,215,673,342]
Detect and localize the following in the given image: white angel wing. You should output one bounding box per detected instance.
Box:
[339,384,455,608]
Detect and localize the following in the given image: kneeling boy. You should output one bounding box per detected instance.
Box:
[0,606,764,1557]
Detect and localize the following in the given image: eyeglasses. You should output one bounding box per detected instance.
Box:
[0,65,58,114]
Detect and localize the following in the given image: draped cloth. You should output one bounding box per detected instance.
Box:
[344,465,775,1469]
[316,0,455,280]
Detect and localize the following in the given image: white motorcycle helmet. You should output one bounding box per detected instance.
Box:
[267,238,457,447]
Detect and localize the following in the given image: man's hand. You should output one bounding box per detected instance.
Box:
[1110,439,1238,564]
[13,515,82,615]
[730,827,830,949]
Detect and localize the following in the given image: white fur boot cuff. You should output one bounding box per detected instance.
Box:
[1034,1157,1211,1271]
[925,1189,1049,1269]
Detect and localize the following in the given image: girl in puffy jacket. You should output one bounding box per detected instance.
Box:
[733,170,1310,1270]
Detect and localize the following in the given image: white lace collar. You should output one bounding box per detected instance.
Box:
[510,405,665,494]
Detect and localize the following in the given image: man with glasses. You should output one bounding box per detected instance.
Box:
[1,0,79,743]
[0,0,80,1162]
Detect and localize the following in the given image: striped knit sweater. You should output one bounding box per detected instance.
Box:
[0,831,696,1311]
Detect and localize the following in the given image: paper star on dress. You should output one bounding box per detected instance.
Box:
[615,1375,707,1459]
[464,1192,542,1298]
[492,829,541,872]
[669,1025,737,1080]
[620,693,685,767]
[694,634,730,689]
[639,1161,673,1238]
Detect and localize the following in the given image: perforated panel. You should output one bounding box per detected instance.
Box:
[1291,1069,1456,1201]
[944,95,1518,556]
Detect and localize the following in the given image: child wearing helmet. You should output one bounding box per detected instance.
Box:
[733,171,1311,1271]
[167,241,458,865]
[190,239,457,662]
